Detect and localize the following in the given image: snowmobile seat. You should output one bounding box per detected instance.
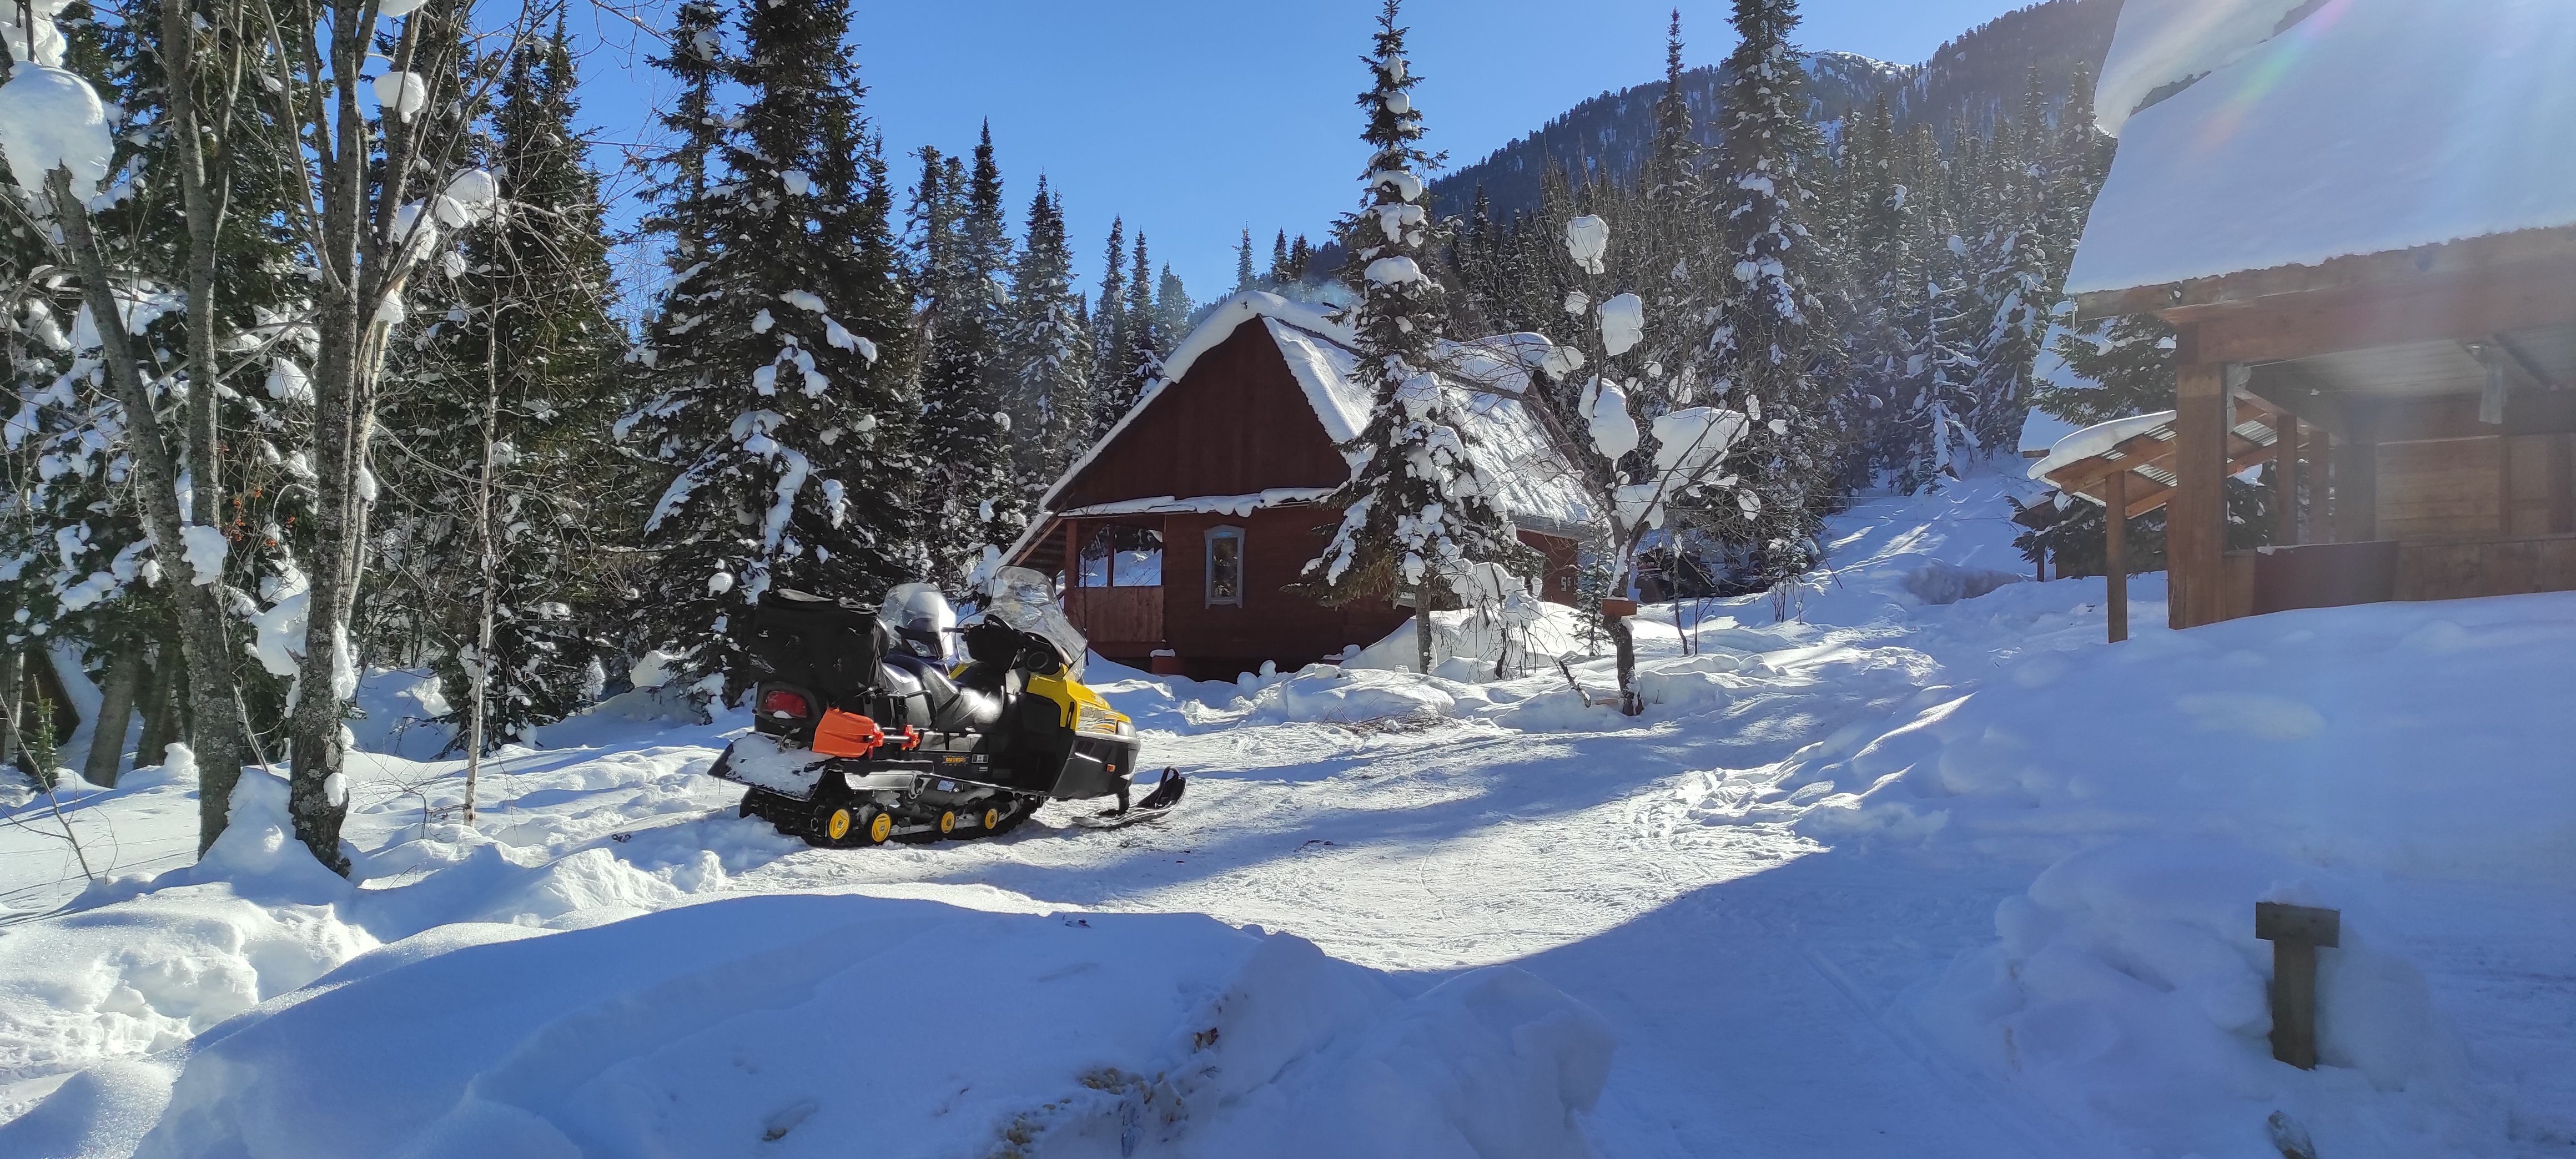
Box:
[882,652,1008,733]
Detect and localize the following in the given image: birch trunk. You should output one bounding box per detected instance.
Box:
[81,642,142,788]
[461,315,506,822]
[48,169,250,851]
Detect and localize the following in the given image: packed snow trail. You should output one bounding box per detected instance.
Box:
[1,477,2571,1156]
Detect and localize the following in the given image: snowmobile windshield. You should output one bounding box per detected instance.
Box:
[983,566,1089,678]
[880,583,957,661]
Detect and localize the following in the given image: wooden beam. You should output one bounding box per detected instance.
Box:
[2074,225,2576,322]
[2467,336,2548,394]
[2106,467,2129,644]
[2245,362,2358,440]
[2494,331,2559,391]
[2081,438,2281,520]
[2185,256,2576,367]
[2043,432,2178,492]
[2170,364,2231,628]
[1063,519,1081,589]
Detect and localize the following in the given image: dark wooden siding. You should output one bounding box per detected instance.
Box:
[1158,508,1406,681]
[1055,321,1349,509]
[1522,529,1581,605]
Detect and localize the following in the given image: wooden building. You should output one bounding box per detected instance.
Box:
[1005,293,1589,681]
[2034,0,2576,641]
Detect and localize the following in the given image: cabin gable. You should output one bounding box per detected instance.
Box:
[1052,320,1349,510]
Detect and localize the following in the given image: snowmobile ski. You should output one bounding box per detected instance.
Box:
[1070,769,1186,829]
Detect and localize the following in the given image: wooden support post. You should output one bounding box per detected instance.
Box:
[2106,468,2130,643]
[2256,903,2342,1070]
[2312,432,2336,545]
[2287,415,2308,546]
[1062,520,1080,590]
[2337,407,2381,543]
[2170,363,2231,628]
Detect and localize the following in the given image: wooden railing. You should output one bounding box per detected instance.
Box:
[2219,535,2576,622]
[1065,586,1164,649]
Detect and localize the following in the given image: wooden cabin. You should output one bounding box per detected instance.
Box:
[1005,292,1589,681]
[2037,0,2576,640]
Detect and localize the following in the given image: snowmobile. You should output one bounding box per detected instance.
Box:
[709,567,1184,846]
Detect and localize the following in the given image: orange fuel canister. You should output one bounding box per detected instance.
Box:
[811,709,887,758]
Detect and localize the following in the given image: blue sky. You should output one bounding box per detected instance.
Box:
[572,0,2036,307]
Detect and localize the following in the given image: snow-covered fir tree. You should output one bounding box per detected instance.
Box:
[913,129,1020,585]
[1154,264,1193,351]
[1307,0,1528,674]
[1109,230,1161,425]
[624,0,914,694]
[1635,9,1707,405]
[1695,0,1840,586]
[1234,229,1257,293]
[378,23,627,753]
[1001,177,1091,496]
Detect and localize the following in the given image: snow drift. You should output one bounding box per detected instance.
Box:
[32,895,1610,1159]
[1913,838,2497,1158]
[1793,592,2576,878]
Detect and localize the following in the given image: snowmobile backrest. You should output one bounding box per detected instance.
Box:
[742,589,894,709]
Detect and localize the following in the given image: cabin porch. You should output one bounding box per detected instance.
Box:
[2049,298,2576,642]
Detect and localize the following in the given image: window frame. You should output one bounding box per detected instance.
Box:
[1204,525,1245,608]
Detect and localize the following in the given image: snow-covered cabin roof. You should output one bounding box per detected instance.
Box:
[2066,0,2576,296]
[1035,291,1592,531]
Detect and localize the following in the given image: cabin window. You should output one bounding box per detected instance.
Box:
[1205,526,1244,607]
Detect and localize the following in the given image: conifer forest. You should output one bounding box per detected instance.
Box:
[3,1,2574,1154]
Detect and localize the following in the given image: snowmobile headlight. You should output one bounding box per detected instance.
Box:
[1074,704,1129,737]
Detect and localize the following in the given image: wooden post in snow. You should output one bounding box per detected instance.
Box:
[2106,468,2130,644]
[2256,902,2341,1070]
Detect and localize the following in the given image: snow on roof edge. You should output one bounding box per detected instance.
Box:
[2028,410,2178,483]
[2067,0,2576,295]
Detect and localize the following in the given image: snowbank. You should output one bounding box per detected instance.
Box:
[0,768,371,1132]
[1794,592,2576,879]
[1342,600,1590,680]
[1913,838,2497,1157]
[348,668,454,760]
[73,895,1607,1159]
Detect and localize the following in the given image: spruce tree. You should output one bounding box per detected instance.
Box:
[1109,231,1161,423]
[625,0,913,693]
[1964,79,2055,471]
[1306,0,1527,674]
[913,135,1019,585]
[1089,217,1129,432]
[1267,229,1292,286]
[1234,229,1257,293]
[384,22,627,752]
[1698,0,1840,585]
[1638,9,1705,406]
[1155,264,1194,349]
[1002,179,1093,502]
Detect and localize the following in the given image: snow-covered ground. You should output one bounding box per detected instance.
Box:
[2,470,2571,1157]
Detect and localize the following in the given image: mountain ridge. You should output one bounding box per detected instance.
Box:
[1426,0,2122,221]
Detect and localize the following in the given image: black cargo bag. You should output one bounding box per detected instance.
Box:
[738,589,892,709]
